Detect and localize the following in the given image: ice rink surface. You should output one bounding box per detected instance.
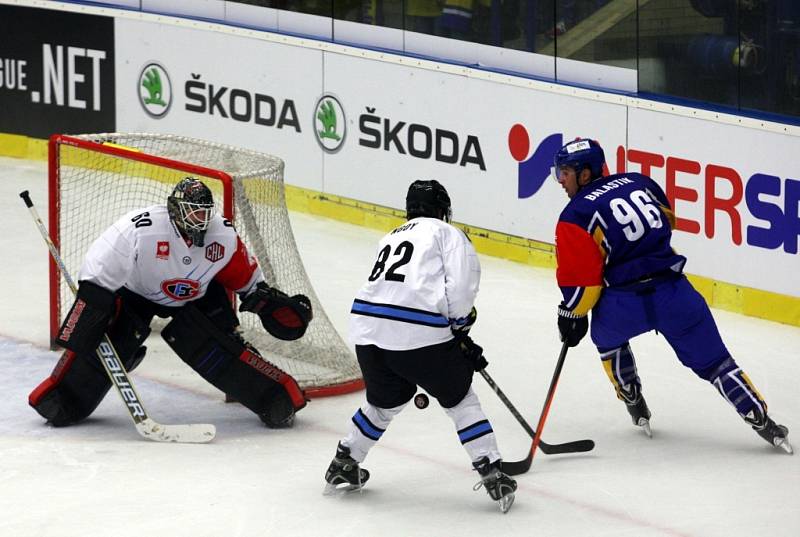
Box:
[1,156,798,537]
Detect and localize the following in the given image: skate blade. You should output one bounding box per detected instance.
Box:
[636,418,653,438]
[498,493,515,514]
[775,438,794,455]
[323,482,364,496]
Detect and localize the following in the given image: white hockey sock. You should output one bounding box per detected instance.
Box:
[341,401,406,463]
[444,387,501,464]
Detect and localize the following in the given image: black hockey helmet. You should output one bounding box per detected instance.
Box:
[167,177,215,247]
[406,179,452,222]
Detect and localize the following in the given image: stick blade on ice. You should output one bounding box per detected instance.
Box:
[136,419,216,443]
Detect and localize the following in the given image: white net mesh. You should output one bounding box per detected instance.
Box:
[52,133,361,395]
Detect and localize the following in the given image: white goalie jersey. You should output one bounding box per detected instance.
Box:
[349,217,480,351]
[79,205,264,306]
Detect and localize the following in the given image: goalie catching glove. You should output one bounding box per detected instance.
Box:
[239,282,313,341]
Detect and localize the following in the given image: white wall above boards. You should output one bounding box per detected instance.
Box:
[115,17,325,191]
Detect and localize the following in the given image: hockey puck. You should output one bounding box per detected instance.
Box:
[414,393,429,409]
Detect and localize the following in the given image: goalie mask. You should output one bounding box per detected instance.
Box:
[406,179,452,223]
[167,177,215,247]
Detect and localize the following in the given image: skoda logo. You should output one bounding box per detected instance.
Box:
[313,94,346,153]
[138,62,172,118]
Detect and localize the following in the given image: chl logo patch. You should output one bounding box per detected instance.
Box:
[156,241,170,260]
[161,279,201,300]
[205,242,225,262]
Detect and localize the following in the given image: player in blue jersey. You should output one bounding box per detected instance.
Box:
[552,138,792,453]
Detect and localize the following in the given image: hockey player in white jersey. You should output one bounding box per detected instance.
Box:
[30,177,312,428]
[324,180,517,513]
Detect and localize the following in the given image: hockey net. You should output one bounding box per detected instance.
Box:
[49,133,363,397]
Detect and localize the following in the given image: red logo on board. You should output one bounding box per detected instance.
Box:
[205,242,225,262]
[156,241,170,260]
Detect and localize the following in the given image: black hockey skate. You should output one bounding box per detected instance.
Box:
[744,408,793,454]
[472,457,517,514]
[620,385,652,438]
[324,443,370,495]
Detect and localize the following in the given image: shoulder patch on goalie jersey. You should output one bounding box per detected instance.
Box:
[205,242,225,262]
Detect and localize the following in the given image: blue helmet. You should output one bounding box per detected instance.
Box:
[553,138,606,182]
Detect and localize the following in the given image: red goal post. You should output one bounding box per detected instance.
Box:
[48,133,363,398]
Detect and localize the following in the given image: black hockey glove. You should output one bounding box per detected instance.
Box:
[55,280,116,354]
[457,335,488,372]
[557,304,588,348]
[239,283,313,341]
[451,306,477,335]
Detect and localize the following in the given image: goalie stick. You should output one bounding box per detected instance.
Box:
[20,190,215,444]
[500,341,579,476]
[479,368,594,456]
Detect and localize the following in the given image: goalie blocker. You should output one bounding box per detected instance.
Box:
[162,303,307,428]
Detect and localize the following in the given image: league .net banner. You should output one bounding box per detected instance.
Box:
[0,5,116,138]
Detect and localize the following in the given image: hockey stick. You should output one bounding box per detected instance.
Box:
[501,341,575,476]
[20,190,215,443]
[479,368,594,455]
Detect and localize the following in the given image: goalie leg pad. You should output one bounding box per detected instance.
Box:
[29,307,150,426]
[162,305,306,422]
[55,280,117,355]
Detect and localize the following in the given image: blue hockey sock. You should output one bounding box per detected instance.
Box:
[703,357,768,419]
[600,343,642,401]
